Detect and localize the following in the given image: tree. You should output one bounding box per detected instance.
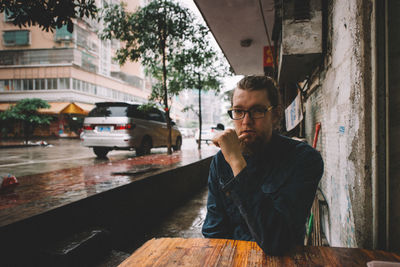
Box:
[100,0,205,154]
[0,98,51,143]
[177,33,231,149]
[0,0,97,32]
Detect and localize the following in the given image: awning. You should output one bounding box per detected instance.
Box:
[0,102,94,115]
[71,103,95,114]
[194,0,275,75]
[40,102,94,115]
[38,102,70,114]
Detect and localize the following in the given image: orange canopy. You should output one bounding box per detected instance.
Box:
[0,102,94,115]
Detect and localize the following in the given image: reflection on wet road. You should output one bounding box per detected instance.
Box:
[0,139,144,177]
[0,138,203,177]
[0,138,218,229]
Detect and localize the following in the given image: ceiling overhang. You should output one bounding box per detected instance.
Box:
[194,0,275,75]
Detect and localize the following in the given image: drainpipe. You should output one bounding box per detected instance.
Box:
[372,0,390,250]
[371,0,378,250]
[384,0,390,250]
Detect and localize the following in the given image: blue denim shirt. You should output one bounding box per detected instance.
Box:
[202,133,324,255]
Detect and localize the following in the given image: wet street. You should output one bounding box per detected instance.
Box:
[0,137,217,265]
[0,137,207,177]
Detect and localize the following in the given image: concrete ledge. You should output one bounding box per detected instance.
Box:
[0,156,213,266]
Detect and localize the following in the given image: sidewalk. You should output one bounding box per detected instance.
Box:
[0,138,66,148]
[0,140,34,148]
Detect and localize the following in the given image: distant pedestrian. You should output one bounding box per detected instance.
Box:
[202,75,323,255]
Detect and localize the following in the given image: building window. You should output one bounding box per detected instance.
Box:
[22,79,33,90]
[13,80,22,91]
[0,80,11,91]
[47,78,58,90]
[3,30,30,46]
[35,79,46,90]
[55,25,73,42]
[4,9,14,22]
[59,78,70,89]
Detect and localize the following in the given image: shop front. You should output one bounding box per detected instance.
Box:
[0,102,94,138]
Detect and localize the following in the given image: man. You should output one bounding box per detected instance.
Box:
[202,75,324,255]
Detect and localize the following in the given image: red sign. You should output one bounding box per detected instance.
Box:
[263,46,274,67]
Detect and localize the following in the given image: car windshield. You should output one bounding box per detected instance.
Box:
[88,105,129,117]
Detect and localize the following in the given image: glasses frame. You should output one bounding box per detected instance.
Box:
[227,106,274,120]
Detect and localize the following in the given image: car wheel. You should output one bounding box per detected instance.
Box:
[173,136,182,151]
[137,137,152,156]
[93,147,110,158]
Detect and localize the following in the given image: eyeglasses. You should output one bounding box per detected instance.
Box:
[227,106,274,120]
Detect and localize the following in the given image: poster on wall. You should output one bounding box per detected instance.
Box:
[285,91,303,131]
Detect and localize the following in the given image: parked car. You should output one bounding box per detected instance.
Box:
[179,127,195,138]
[81,102,182,158]
[195,123,225,144]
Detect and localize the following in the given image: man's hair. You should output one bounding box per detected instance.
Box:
[232,75,281,107]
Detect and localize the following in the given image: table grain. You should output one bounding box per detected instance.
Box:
[120,238,400,267]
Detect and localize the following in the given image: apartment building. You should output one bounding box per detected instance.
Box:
[0,0,151,137]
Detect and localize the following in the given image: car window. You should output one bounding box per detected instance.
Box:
[88,105,128,117]
[147,108,165,122]
[127,105,147,119]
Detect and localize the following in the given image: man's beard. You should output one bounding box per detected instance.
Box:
[239,134,267,156]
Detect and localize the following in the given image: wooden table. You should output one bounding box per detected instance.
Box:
[119,238,400,267]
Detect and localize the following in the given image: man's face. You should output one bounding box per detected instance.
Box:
[232,88,275,153]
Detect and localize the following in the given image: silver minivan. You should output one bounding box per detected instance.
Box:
[81,102,182,158]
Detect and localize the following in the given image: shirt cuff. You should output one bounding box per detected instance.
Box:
[220,167,248,193]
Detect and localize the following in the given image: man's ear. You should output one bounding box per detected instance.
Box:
[272,105,284,130]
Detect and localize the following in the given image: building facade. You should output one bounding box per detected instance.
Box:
[0,0,151,137]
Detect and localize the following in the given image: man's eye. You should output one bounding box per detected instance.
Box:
[251,108,265,113]
[233,109,244,114]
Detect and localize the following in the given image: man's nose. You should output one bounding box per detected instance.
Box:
[241,112,254,124]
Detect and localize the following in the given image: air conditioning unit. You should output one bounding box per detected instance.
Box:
[277,0,322,83]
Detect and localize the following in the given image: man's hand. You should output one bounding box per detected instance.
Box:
[212,129,247,177]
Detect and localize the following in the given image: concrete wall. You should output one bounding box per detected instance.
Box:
[303,0,373,248]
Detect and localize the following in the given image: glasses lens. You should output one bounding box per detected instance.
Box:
[232,109,244,120]
[227,110,233,119]
[228,109,243,120]
[250,108,266,119]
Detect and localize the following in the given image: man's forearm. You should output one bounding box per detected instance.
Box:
[226,170,294,255]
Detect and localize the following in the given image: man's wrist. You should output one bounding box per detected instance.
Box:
[230,157,247,177]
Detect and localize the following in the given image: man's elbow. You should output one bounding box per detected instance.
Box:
[257,228,296,256]
[259,240,293,256]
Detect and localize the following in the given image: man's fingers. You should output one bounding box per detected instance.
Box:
[212,129,240,148]
[212,139,220,147]
[238,134,246,140]
[212,133,221,147]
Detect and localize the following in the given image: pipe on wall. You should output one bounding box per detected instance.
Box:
[371,0,378,250]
